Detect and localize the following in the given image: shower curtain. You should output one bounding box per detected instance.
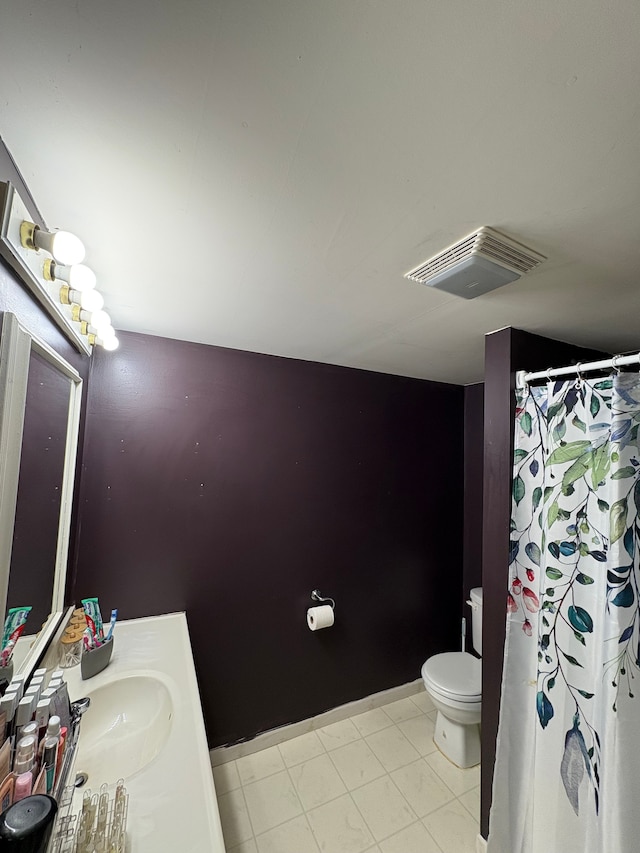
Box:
[489,372,640,853]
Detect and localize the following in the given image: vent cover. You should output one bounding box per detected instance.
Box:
[405,227,546,299]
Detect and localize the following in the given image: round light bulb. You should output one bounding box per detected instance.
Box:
[35,229,85,265]
[89,309,111,330]
[76,289,104,312]
[66,264,96,292]
[99,335,120,352]
[98,324,117,340]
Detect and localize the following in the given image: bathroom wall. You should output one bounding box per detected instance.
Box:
[480,327,607,839]
[74,330,465,747]
[463,383,483,621]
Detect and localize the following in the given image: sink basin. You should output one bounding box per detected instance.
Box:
[74,674,173,785]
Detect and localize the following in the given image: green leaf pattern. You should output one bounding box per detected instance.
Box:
[508,373,640,819]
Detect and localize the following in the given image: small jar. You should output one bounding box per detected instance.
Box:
[59,630,83,668]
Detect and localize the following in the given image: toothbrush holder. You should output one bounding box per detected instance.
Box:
[80,637,113,680]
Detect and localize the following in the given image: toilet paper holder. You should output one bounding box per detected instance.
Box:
[311,589,335,611]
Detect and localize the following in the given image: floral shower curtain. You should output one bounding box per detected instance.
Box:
[488,372,640,853]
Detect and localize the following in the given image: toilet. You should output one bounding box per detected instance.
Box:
[421,587,482,768]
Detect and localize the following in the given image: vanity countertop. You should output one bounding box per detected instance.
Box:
[63,612,225,853]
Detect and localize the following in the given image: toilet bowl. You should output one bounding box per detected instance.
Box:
[421,651,481,767]
[421,587,482,768]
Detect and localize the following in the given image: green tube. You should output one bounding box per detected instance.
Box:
[1,606,32,651]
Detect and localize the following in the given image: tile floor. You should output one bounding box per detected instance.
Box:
[211,693,480,853]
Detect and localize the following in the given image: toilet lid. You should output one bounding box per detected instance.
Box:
[422,652,481,702]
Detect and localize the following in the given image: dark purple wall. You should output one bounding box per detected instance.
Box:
[74,331,465,747]
[480,328,606,839]
[463,383,483,620]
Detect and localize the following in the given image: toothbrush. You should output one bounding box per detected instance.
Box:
[105,609,118,642]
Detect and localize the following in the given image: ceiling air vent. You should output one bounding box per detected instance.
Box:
[405,227,546,299]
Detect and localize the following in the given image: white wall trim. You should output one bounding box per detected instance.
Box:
[210,678,425,765]
[476,832,488,852]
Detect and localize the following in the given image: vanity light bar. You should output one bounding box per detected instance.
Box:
[0,182,118,355]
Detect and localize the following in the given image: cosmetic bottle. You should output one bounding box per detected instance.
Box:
[34,699,50,744]
[20,722,37,742]
[8,677,25,701]
[13,735,36,776]
[12,771,33,802]
[0,692,16,744]
[33,669,47,680]
[55,726,67,783]
[42,735,59,795]
[27,677,44,699]
[0,773,13,811]
[15,695,36,738]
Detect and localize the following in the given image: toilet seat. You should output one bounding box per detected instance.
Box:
[421,652,481,703]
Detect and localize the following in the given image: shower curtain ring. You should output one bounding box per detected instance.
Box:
[546,367,553,383]
[575,363,583,388]
[612,355,622,375]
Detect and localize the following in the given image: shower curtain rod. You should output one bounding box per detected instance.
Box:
[516,350,640,389]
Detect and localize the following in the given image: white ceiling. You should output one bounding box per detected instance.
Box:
[1,0,639,384]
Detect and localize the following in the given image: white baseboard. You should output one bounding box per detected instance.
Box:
[210,678,425,766]
[476,833,488,852]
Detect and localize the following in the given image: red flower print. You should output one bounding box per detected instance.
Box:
[523,587,540,612]
[526,569,535,582]
[512,577,522,595]
[522,619,532,636]
[507,592,518,613]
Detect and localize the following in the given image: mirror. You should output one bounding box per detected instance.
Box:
[0,312,82,675]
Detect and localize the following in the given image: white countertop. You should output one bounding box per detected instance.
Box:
[63,613,225,853]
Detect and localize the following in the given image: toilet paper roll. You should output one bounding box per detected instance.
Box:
[307,605,334,631]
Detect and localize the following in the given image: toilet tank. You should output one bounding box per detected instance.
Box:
[469,587,483,656]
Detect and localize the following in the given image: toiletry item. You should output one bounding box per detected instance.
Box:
[13,735,36,776]
[105,609,118,642]
[12,772,32,802]
[0,740,11,783]
[36,716,59,760]
[20,723,37,743]
[0,794,58,853]
[46,679,61,691]
[82,598,104,644]
[23,686,41,705]
[15,696,36,737]
[32,767,46,796]
[1,693,18,749]
[41,736,58,795]
[50,671,64,683]
[9,676,26,700]
[0,608,32,667]
[27,678,44,699]
[33,669,46,680]
[34,700,50,744]
[0,773,13,812]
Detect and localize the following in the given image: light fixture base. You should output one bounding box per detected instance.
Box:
[19,220,37,251]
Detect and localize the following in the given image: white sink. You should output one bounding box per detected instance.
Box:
[75,673,173,785]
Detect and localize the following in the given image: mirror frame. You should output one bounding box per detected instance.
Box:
[0,311,83,675]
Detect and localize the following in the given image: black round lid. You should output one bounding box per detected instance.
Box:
[0,795,57,842]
